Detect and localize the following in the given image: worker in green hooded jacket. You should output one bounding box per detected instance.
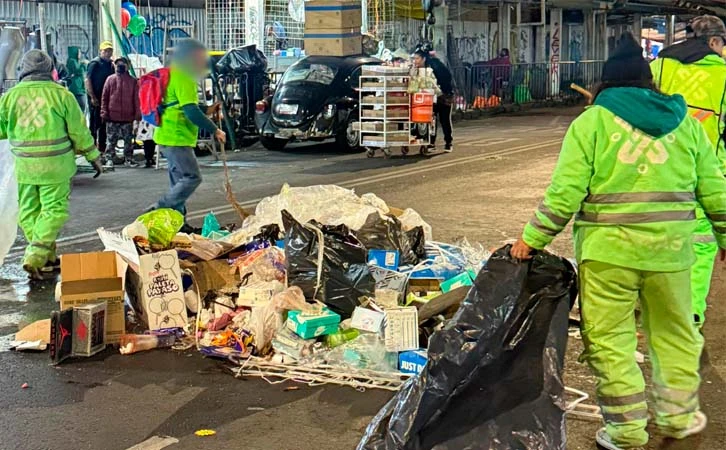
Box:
[651,15,726,326]
[511,34,726,450]
[0,50,102,279]
[65,46,86,112]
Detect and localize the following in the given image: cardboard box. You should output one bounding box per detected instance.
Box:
[50,309,74,365]
[237,280,285,308]
[72,302,107,357]
[439,270,476,293]
[58,252,125,344]
[351,306,385,333]
[305,0,362,29]
[287,307,341,339]
[368,249,400,271]
[186,259,240,298]
[399,349,428,375]
[384,307,419,352]
[370,266,408,293]
[304,28,361,56]
[126,250,188,331]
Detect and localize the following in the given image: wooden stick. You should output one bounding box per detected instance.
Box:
[570,83,593,101]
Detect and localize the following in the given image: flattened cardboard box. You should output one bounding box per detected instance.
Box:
[305,0,362,29]
[58,252,125,344]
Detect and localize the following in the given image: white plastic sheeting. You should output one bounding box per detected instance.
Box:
[0,141,18,267]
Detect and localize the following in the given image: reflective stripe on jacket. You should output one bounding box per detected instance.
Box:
[523,106,726,272]
[0,80,99,185]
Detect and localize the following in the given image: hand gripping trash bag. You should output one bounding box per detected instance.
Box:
[0,141,18,267]
[283,210,375,318]
[358,246,577,450]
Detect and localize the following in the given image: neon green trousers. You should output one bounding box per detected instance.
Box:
[579,260,703,448]
[17,183,71,269]
[692,216,718,325]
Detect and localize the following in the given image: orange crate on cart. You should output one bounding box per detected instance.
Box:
[411,93,435,123]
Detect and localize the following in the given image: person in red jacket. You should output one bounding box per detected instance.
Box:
[101,57,141,168]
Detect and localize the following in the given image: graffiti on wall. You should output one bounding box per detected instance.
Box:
[127,13,192,57]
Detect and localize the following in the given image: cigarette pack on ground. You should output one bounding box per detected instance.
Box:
[384,307,419,352]
[287,307,341,339]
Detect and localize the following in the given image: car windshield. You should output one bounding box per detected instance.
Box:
[281,63,338,85]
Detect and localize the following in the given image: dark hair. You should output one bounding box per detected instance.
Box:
[413,49,428,60]
[500,48,510,57]
[592,80,658,101]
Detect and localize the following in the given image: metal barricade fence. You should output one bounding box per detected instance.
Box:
[450,60,604,110]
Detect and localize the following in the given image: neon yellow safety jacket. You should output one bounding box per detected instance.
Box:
[0,80,99,185]
[523,87,726,272]
[652,51,726,171]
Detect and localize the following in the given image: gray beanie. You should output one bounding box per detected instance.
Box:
[19,49,53,81]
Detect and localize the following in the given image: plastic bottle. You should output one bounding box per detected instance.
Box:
[119,333,176,355]
[325,328,360,349]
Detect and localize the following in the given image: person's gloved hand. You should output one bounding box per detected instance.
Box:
[91,158,103,178]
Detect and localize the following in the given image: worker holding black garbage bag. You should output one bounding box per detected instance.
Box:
[511,34,726,450]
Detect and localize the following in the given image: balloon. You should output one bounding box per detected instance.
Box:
[121,9,131,29]
[127,15,147,37]
[122,2,138,17]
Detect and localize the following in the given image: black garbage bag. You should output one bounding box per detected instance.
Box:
[355,213,426,266]
[215,44,268,75]
[283,210,374,318]
[358,246,577,450]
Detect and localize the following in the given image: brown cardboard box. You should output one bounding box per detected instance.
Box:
[305,0,362,30]
[58,252,125,344]
[304,28,361,56]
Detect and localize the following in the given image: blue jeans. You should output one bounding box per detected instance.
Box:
[156,146,202,216]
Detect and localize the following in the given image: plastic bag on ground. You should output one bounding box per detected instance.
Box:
[136,208,184,247]
[0,141,18,267]
[358,246,577,450]
[283,210,374,318]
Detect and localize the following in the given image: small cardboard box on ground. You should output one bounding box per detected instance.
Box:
[305,0,362,29]
[304,28,361,56]
[58,252,125,343]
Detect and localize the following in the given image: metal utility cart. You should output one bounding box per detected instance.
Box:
[358,65,433,158]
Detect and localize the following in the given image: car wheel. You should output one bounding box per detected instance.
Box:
[336,114,361,152]
[260,136,288,151]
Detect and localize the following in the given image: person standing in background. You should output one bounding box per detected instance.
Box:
[85,41,114,155]
[413,47,455,152]
[101,57,140,168]
[65,46,86,112]
[650,15,726,326]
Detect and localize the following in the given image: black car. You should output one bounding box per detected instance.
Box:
[255,55,381,151]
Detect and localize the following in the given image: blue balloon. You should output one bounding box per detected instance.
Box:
[122,2,138,17]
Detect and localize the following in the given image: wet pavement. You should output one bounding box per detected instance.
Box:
[1,110,723,450]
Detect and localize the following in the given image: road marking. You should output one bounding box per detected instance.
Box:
[5,138,562,258]
[125,436,179,450]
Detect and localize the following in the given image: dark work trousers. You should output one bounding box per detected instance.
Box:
[143,140,156,164]
[88,101,106,153]
[433,100,453,146]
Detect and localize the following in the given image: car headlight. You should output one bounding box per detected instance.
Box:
[323,104,336,119]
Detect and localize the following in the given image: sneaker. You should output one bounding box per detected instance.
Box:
[103,159,114,169]
[144,160,154,168]
[124,159,140,168]
[659,411,708,440]
[39,259,61,274]
[444,143,453,153]
[595,428,644,450]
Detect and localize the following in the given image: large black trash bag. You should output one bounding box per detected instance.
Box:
[355,213,426,266]
[283,210,374,318]
[358,246,577,450]
[215,44,268,75]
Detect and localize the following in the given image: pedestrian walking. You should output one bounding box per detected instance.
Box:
[510,34,726,450]
[65,46,86,112]
[101,57,140,168]
[85,41,115,155]
[651,15,726,326]
[150,39,226,231]
[0,50,102,280]
[413,46,454,152]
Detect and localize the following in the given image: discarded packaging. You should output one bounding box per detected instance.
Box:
[119,333,177,355]
[287,307,341,339]
[15,319,51,344]
[136,208,184,247]
[0,140,18,267]
[351,307,385,333]
[398,350,427,375]
[383,307,419,352]
[72,302,108,357]
[358,247,577,450]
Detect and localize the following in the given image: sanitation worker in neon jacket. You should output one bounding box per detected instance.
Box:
[511,34,726,450]
[0,50,102,280]
[651,15,726,326]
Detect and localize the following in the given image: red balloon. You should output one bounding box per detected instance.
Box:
[121,9,131,28]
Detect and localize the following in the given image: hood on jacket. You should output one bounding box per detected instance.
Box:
[594,87,687,138]
[67,46,80,62]
[658,39,720,64]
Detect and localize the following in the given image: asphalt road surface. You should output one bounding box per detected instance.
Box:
[0,110,723,450]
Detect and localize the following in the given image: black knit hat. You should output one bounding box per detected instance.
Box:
[601,33,652,84]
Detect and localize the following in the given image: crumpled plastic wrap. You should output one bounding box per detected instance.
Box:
[0,141,18,267]
[357,246,577,450]
[305,332,396,372]
[397,208,432,242]
[136,208,184,247]
[223,184,429,247]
